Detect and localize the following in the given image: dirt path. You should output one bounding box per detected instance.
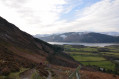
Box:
[19,69,36,79]
[19,67,53,79]
[47,70,52,79]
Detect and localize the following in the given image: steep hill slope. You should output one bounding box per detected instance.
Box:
[0,17,78,76]
[35,32,119,43]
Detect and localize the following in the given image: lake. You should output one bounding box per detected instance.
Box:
[48,42,119,47]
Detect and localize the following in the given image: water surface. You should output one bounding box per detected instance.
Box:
[48,42,119,47]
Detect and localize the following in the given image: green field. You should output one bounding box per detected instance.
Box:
[81,61,115,70]
[71,55,105,61]
[65,46,98,52]
[64,45,119,72]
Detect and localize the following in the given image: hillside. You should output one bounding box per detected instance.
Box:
[35,32,119,43]
[0,17,78,76]
[100,32,119,36]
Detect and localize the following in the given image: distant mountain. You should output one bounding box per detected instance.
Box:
[34,34,51,38]
[0,17,78,75]
[100,32,119,36]
[35,32,119,43]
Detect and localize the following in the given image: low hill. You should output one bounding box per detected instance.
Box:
[35,32,119,43]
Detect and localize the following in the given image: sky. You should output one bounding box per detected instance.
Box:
[0,0,119,35]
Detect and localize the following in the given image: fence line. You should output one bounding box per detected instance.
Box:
[69,65,81,79]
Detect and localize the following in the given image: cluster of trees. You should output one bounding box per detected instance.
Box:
[46,45,78,68]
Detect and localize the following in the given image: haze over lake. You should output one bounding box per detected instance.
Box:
[48,42,119,47]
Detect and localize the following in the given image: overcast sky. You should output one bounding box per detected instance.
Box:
[0,0,119,35]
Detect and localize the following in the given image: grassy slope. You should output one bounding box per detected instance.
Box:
[0,68,28,79]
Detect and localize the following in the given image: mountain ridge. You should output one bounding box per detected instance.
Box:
[34,32,119,43]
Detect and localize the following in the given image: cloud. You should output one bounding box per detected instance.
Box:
[0,0,67,34]
[0,0,119,35]
[1,0,66,24]
[52,0,119,33]
[75,0,119,32]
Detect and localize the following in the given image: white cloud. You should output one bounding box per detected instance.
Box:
[53,0,119,33]
[0,0,119,35]
[0,0,66,34]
